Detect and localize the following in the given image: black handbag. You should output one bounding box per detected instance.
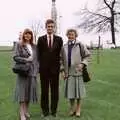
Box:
[82,66,91,82]
[12,44,31,76]
[12,62,30,76]
[78,43,91,82]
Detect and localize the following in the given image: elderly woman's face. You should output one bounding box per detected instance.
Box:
[67,31,76,41]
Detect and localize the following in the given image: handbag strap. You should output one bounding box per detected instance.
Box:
[78,43,84,61]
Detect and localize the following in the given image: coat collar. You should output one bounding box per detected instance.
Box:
[64,40,81,47]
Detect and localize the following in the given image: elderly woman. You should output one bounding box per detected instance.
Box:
[63,29,90,117]
[13,28,39,120]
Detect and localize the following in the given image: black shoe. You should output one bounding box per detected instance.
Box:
[43,112,49,117]
[51,113,56,117]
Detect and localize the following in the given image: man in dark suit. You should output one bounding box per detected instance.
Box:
[37,19,67,117]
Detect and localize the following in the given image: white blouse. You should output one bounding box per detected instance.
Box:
[26,44,33,57]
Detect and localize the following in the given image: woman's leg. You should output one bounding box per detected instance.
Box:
[24,76,31,118]
[69,99,75,116]
[19,102,26,120]
[75,99,81,117]
[24,102,30,118]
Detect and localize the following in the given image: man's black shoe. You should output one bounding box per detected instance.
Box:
[51,113,56,117]
[43,112,49,117]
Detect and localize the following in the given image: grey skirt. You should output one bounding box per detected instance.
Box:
[65,75,86,99]
[14,75,38,103]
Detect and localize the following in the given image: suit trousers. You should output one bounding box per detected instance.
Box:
[40,71,59,115]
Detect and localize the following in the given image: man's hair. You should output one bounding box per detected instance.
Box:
[45,19,55,27]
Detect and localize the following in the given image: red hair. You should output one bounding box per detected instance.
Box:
[22,28,34,45]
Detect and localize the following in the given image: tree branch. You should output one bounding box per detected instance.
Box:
[104,0,111,9]
[81,8,110,19]
[97,6,108,11]
[114,12,120,15]
[112,0,116,8]
[78,16,110,33]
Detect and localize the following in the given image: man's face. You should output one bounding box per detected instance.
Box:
[46,23,55,34]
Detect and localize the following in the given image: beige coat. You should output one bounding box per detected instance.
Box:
[63,40,90,76]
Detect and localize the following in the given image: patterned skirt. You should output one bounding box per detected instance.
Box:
[64,75,86,99]
[14,75,38,103]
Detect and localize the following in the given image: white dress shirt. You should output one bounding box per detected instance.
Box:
[47,34,53,47]
[26,43,33,57]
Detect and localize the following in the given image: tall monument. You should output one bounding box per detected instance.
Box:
[51,0,57,33]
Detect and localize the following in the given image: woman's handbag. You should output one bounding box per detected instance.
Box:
[78,43,91,82]
[12,62,31,76]
[82,66,91,82]
[12,44,32,76]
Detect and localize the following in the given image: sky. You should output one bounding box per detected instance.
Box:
[0,0,119,46]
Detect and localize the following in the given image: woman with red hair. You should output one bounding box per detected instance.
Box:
[13,28,39,120]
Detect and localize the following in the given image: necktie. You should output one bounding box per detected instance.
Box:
[68,42,74,67]
[49,35,52,48]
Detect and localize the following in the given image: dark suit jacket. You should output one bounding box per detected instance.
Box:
[37,34,63,75]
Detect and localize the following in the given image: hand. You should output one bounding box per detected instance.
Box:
[25,56,33,62]
[61,71,68,80]
[76,64,84,72]
[64,73,68,80]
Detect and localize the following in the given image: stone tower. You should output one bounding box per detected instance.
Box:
[51,0,57,33]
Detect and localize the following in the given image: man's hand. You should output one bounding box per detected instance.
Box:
[61,71,68,80]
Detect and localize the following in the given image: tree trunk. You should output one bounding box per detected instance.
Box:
[110,10,116,46]
[34,35,36,44]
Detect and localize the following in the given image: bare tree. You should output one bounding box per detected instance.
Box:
[30,20,43,44]
[76,0,120,46]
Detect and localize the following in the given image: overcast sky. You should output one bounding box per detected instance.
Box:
[0,0,115,46]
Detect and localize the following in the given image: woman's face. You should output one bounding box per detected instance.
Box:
[24,32,32,42]
[67,31,76,41]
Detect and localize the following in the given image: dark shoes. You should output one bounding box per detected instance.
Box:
[43,113,49,117]
[42,110,57,118]
[51,113,56,117]
[43,113,56,118]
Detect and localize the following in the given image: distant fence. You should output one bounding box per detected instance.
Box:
[0,42,16,52]
[0,46,13,52]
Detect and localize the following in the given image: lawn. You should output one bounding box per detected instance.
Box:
[0,49,120,120]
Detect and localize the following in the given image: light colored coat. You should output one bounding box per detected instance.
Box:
[63,40,90,99]
[63,40,90,76]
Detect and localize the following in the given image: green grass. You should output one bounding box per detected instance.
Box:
[0,49,120,120]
